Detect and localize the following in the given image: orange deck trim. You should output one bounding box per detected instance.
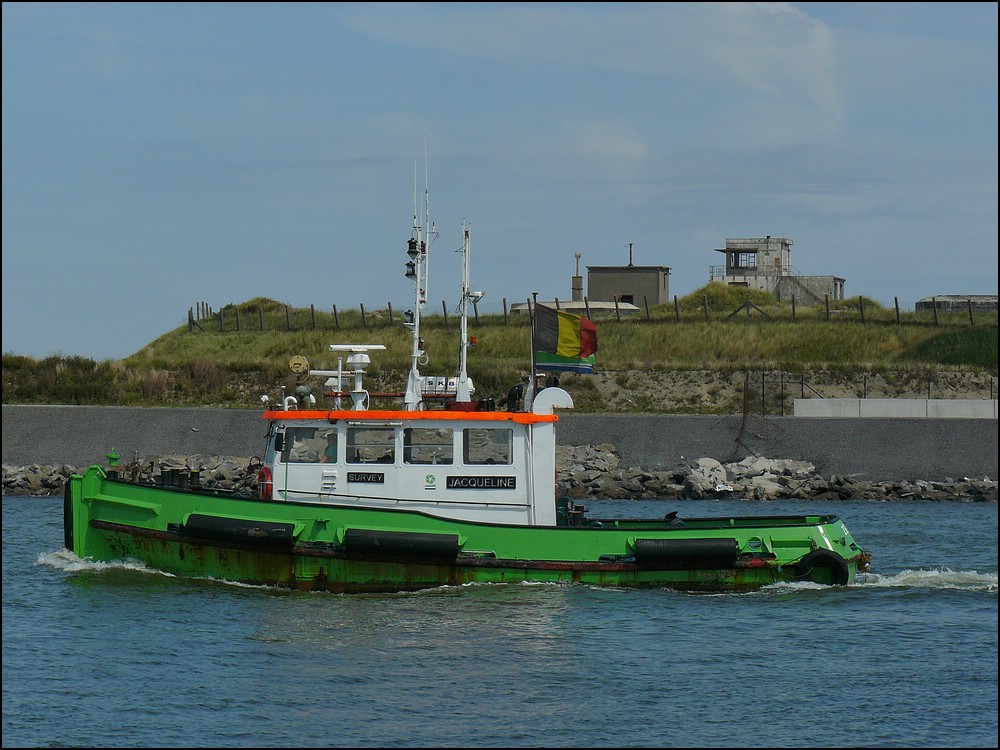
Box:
[262,409,559,424]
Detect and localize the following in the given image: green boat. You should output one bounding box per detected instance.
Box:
[63,211,870,593]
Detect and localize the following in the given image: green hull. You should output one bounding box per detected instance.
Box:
[65,466,870,593]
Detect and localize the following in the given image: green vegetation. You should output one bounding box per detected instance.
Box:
[3,288,996,413]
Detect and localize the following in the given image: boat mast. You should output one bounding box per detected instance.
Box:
[403,156,434,410]
[456,221,473,403]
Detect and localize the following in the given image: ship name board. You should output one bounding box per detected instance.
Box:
[446,476,516,489]
[347,472,385,484]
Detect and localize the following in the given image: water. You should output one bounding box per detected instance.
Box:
[3,496,996,749]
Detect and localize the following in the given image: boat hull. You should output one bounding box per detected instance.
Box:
[65,467,869,593]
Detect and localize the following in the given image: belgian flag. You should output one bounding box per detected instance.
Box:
[532,304,598,374]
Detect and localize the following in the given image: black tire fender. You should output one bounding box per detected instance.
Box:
[63,479,74,552]
[796,548,850,586]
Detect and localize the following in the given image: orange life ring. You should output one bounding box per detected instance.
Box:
[257,466,273,500]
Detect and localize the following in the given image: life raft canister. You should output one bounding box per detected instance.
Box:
[257,466,273,500]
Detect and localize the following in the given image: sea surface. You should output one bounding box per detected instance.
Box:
[2,496,997,749]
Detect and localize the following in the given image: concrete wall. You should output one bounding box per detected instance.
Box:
[794,398,998,418]
[3,405,997,483]
[2,405,266,469]
[556,414,997,482]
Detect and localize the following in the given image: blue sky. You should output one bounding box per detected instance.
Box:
[3,2,997,360]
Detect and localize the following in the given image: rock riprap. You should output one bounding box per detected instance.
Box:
[4,446,996,502]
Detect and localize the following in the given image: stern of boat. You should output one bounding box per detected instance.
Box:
[790,516,870,585]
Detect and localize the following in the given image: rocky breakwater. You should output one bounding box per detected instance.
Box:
[557,444,997,503]
[3,445,997,502]
[2,455,260,498]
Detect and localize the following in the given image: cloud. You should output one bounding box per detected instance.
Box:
[343,2,846,148]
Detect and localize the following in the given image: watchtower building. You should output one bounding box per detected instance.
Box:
[709,236,844,305]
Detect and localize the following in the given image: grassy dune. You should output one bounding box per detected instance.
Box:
[3,287,996,414]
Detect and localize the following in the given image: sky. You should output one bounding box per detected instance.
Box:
[2,2,997,361]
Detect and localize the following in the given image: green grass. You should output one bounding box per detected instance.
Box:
[3,287,996,411]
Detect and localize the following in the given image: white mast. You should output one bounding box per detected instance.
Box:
[456,221,473,403]
[403,153,435,410]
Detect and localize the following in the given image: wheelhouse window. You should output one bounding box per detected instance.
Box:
[347,426,396,464]
[281,426,325,463]
[463,428,512,465]
[403,427,454,465]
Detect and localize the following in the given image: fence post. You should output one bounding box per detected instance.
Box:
[703,295,709,321]
[674,295,679,323]
[235,307,241,331]
[644,295,650,320]
[333,305,339,329]
[584,297,591,319]
[502,297,508,325]
[968,299,974,327]
[932,297,939,326]
[285,305,291,331]
[441,300,448,326]
[760,365,765,415]
[825,294,830,321]
[387,302,394,325]
[895,297,901,325]
[792,295,797,321]
[859,297,865,324]
[259,308,264,331]
[361,303,367,328]
[311,304,316,330]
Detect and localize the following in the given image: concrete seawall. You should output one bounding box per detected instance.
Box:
[3,405,997,482]
[557,413,997,482]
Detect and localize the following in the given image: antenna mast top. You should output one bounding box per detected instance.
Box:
[403,151,433,411]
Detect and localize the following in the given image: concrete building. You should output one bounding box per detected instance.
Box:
[509,252,645,316]
[915,294,998,314]
[586,264,671,307]
[709,236,845,306]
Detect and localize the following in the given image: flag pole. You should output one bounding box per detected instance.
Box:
[525,292,538,411]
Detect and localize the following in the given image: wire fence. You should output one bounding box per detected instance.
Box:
[738,368,998,416]
[188,294,998,333]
